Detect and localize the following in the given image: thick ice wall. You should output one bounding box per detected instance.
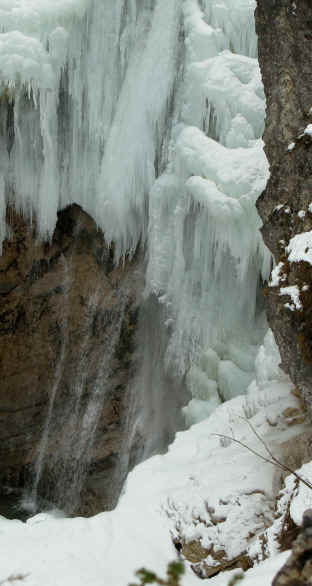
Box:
[0,1,89,238]
[95,0,181,255]
[146,0,271,404]
[0,0,88,31]
[0,0,182,248]
[199,0,258,57]
[0,0,271,413]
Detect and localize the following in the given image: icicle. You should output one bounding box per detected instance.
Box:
[37,88,59,240]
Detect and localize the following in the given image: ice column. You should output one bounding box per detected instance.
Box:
[146,0,271,421]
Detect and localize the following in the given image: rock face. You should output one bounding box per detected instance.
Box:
[255,0,312,408]
[0,203,142,514]
[272,509,312,585]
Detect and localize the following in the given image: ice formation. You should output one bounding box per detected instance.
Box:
[0,0,271,415]
[145,0,271,404]
[1,4,310,585]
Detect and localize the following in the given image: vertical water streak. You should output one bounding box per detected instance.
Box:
[24,253,71,512]
[0,175,6,253]
[54,294,128,512]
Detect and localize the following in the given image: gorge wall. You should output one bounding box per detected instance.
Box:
[255,0,312,410]
[0,203,143,514]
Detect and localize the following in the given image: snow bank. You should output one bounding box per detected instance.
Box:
[0,378,300,586]
[0,334,306,586]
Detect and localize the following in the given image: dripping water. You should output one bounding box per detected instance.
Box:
[22,253,71,514]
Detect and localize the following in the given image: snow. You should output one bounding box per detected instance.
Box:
[208,554,289,586]
[0,330,305,586]
[280,285,302,311]
[0,394,299,586]
[183,50,264,146]
[286,230,312,265]
[287,462,312,526]
[304,123,312,137]
[262,461,312,562]
[269,261,286,287]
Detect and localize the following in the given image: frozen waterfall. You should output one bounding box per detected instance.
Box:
[0,0,271,510]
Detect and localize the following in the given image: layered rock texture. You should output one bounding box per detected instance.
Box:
[0,203,142,514]
[256,0,312,408]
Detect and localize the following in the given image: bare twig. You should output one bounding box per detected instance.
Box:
[211,432,312,491]
[240,416,312,489]
[212,433,279,467]
[0,575,28,586]
[238,416,277,462]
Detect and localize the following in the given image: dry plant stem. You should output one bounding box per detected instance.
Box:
[0,576,27,586]
[240,416,312,490]
[211,433,312,491]
[238,416,277,461]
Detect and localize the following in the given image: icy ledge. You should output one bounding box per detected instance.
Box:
[0,332,311,585]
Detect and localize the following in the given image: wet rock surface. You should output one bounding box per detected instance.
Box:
[255,0,312,409]
[0,203,142,514]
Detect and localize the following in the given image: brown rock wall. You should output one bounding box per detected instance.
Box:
[0,203,143,514]
[255,0,312,408]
